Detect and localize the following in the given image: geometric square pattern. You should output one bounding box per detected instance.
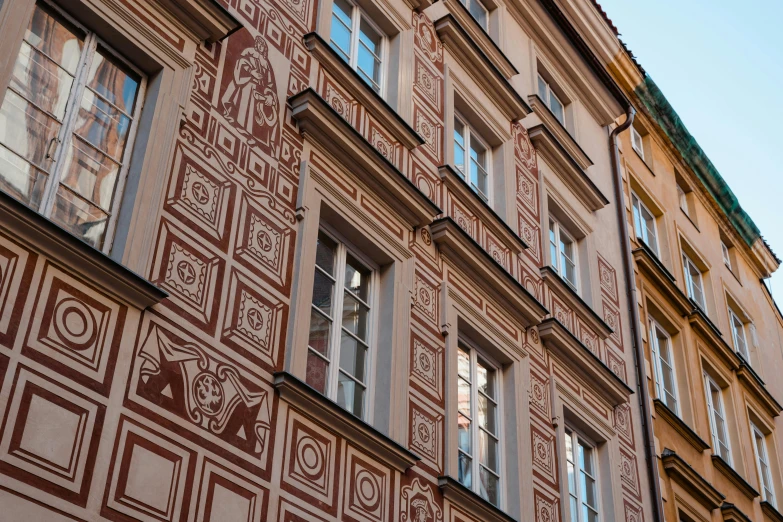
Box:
[0,233,36,348]
[342,446,391,522]
[410,329,443,404]
[194,459,269,522]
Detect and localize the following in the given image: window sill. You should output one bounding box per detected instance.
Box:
[681,208,700,232]
[0,191,166,309]
[303,33,424,150]
[527,94,592,170]
[429,217,548,327]
[289,88,441,228]
[273,371,419,472]
[433,15,531,122]
[661,448,725,511]
[687,307,742,371]
[653,399,710,452]
[712,455,759,501]
[538,317,633,406]
[721,503,754,522]
[438,476,517,522]
[736,362,782,418]
[631,148,656,177]
[762,501,783,522]
[632,244,692,315]
[540,266,613,339]
[527,124,609,211]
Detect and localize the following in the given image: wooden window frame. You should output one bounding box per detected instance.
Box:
[704,373,731,464]
[330,0,387,97]
[549,216,578,293]
[564,426,601,522]
[682,253,706,311]
[649,318,679,414]
[453,112,491,204]
[631,191,659,255]
[751,422,776,506]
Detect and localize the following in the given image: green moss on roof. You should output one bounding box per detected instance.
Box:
[634,75,761,248]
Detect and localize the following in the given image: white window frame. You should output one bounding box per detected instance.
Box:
[456,337,503,507]
[1,0,146,252]
[537,73,565,126]
[649,318,679,414]
[721,241,732,270]
[453,113,491,203]
[630,126,645,160]
[459,0,489,29]
[549,217,578,292]
[631,192,659,255]
[728,308,749,361]
[682,253,706,311]
[751,422,776,506]
[306,224,379,421]
[704,373,731,464]
[329,0,387,96]
[677,183,690,216]
[564,427,601,522]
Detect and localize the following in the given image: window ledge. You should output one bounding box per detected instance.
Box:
[721,503,754,522]
[527,124,608,211]
[273,371,419,472]
[712,455,759,501]
[438,476,517,522]
[433,15,531,121]
[661,448,725,511]
[289,89,441,228]
[527,95,592,170]
[762,501,783,522]
[429,217,548,327]
[538,317,633,406]
[680,208,700,232]
[632,245,692,315]
[156,0,241,43]
[438,165,527,254]
[0,191,166,309]
[439,0,517,79]
[303,33,424,150]
[631,148,656,177]
[736,363,782,418]
[687,308,741,371]
[653,399,710,452]
[540,266,612,339]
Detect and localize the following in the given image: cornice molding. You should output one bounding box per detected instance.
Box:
[712,456,759,501]
[302,33,424,150]
[736,363,782,418]
[762,501,783,522]
[687,307,742,371]
[438,476,517,522]
[661,449,725,511]
[540,266,612,339]
[721,503,754,522]
[633,245,692,316]
[538,317,633,406]
[273,372,419,472]
[438,165,527,254]
[0,191,166,310]
[155,0,240,43]
[527,124,608,211]
[429,217,548,327]
[653,399,710,452]
[527,94,592,170]
[433,14,531,121]
[289,89,441,228]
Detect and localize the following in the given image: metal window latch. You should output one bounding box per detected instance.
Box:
[45,137,61,161]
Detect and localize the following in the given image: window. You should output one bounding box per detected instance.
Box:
[459,0,489,29]
[537,74,565,126]
[752,423,776,506]
[676,181,691,217]
[682,254,705,311]
[649,319,678,414]
[457,340,501,506]
[728,308,749,361]
[0,1,143,250]
[330,0,386,94]
[306,228,377,419]
[549,218,578,291]
[632,192,658,254]
[565,428,599,522]
[453,114,490,202]
[721,241,732,270]
[704,374,731,463]
[630,126,644,160]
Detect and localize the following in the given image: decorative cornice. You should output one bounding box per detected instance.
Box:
[527,94,593,170]
[273,372,419,472]
[438,476,517,522]
[736,363,782,418]
[540,266,612,339]
[429,217,548,327]
[687,308,742,371]
[433,14,531,121]
[527,124,608,212]
[762,501,783,522]
[438,165,527,254]
[712,455,759,501]
[0,191,166,309]
[155,0,241,43]
[721,503,754,522]
[289,89,441,228]
[633,245,692,315]
[653,399,710,452]
[403,0,433,10]
[302,33,424,150]
[440,0,518,79]
[538,317,633,406]
[661,449,725,510]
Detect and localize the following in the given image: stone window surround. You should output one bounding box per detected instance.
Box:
[533,56,576,137]
[0,0,238,276]
[700,359,739,469]
[748,407,782,507]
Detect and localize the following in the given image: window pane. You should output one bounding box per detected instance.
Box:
[0,145,47,207]
[337,371,365,417]
[468,0,488,29]
[85,48,139,115]
[478,394,496,433]
[357,19,381,90]
[315,232,336,274]
[550,94,564,125]
[537,76,548,101]
[567,461,576,494]
[581,473,597,508]
[342,292,369,341]
[570,497,579,522]
[579,442,593,475]
[11,42,74,120]
[477,362,494,399]
[454,119,466,174]
[312,269,335,316]
[0,90,61,170]
[479,467,499,505]
[25,3,84,76]
[339,331,367,382]
[49,185,108,247]
[458,376,471,416]
[458,452,472,488]
[330,0,353,60]
[73,89,132,161]
[479,430,498,471]
[344,254,370,301]
[458,346,470,379]
[59,136,120,210]
[306,351,329,393]
[308,309,331,356]
[564,257,577,288]
[458,413,471,453]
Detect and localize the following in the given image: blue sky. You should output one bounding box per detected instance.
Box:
[596,0,783,305]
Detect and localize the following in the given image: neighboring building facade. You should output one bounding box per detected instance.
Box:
[607,23,783,522]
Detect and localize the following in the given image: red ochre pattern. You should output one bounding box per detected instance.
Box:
[0,1,648,520]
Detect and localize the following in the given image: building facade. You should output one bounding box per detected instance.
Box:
[607,28,783,522]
